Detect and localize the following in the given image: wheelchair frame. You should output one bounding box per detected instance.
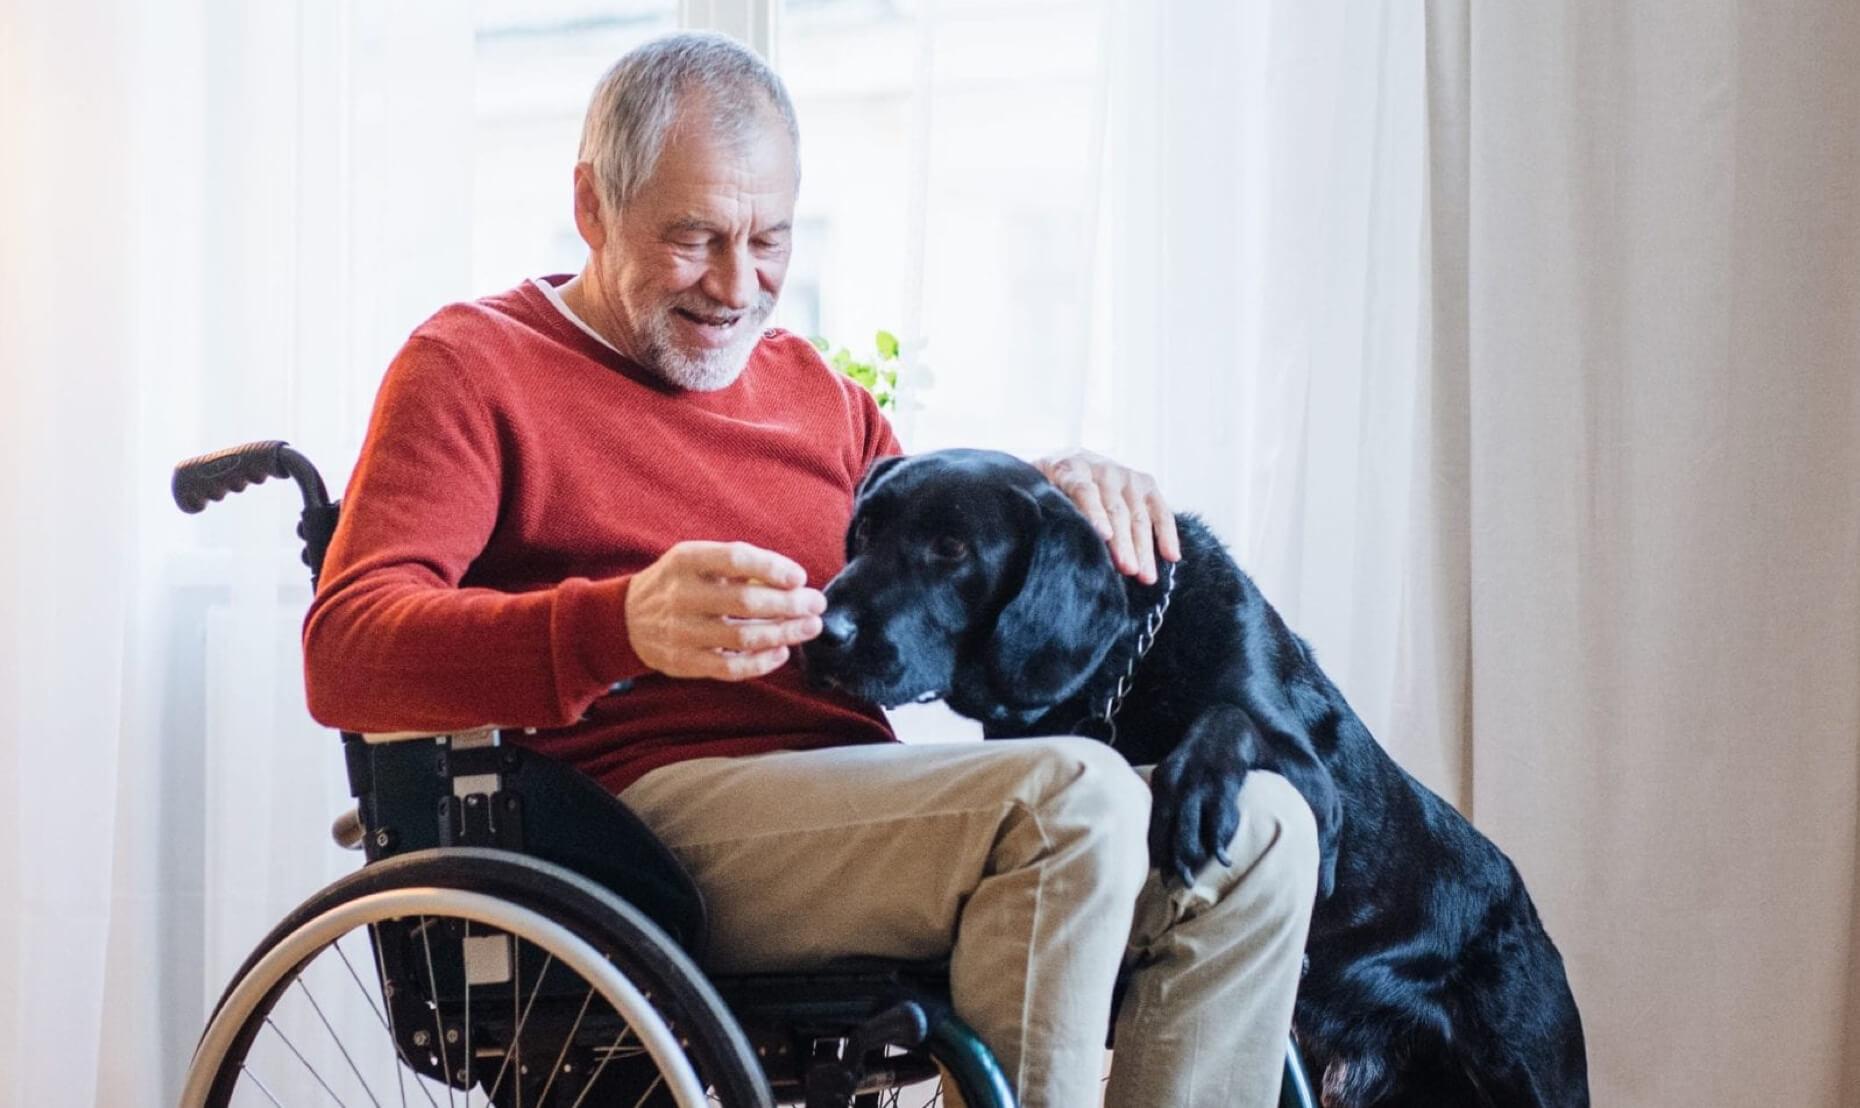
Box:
[173,440,1317,1108]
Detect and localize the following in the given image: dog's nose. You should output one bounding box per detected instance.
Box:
[816,608,857,650]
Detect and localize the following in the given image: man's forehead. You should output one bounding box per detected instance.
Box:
[641,103,795,196]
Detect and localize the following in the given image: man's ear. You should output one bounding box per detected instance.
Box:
[982,485,1128,709]
[572,163,609,252]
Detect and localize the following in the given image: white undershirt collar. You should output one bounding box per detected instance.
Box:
[530,276,622,353]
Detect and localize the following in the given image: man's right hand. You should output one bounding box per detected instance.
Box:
[624,540,825,680]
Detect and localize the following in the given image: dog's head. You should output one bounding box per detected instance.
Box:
[802,448,1128,712]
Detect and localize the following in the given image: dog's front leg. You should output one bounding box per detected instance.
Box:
[1153,703,1342,896]
[1148,704,1263,887]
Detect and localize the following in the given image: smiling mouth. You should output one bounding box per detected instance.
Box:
[674,308,741,330]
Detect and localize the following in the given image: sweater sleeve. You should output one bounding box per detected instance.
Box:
[302,336,649,733]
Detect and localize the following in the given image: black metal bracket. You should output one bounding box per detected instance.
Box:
[436,739,524,851]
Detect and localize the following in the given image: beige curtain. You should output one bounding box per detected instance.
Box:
[1428,3,1860,1104]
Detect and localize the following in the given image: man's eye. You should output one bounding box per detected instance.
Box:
[931,535,969,561]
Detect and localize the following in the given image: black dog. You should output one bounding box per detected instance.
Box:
[802,449,1588,1108]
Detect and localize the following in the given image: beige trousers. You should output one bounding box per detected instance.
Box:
[619,737,1318,1108]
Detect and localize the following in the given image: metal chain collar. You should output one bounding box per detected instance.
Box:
[1089,559,1178,747]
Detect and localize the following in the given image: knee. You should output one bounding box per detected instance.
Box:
[1008,737,1151,890]
[1228,771,1321,920]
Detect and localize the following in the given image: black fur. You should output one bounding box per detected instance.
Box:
[802,449,1589,1108]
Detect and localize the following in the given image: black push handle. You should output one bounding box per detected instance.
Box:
[174,440,288,513]
[171,440,340,585]
[172,440,331,514]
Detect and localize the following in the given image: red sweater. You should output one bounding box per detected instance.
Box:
[303,277,901,793]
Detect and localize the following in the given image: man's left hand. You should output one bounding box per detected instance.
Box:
[1034,449,1182,584]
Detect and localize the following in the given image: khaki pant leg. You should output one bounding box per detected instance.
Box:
[1106,770,1320,1108]
[618,737,1151,1108]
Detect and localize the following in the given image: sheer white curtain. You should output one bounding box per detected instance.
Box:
[1437,4,1860,1104]
[866,0,1446,764]
[903,0,1860,1103]
[1081,0,1441,779]
[1075,1,1860,1105]
[1,1,475,1100]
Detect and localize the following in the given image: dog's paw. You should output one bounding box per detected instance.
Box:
[1148,740,1248,887]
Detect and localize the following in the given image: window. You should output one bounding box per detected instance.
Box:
[778,0,1105,454]
[471,0,681,293]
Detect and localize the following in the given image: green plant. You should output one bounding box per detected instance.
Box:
[812,330,903,412]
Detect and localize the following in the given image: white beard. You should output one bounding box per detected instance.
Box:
[637,290,777,391]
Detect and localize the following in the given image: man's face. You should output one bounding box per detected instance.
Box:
[586,102,797,390]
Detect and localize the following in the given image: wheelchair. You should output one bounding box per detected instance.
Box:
[173,440,1320,1108]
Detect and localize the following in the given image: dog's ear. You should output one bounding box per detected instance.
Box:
[983,485,1129,708]
[846,455,907,561]
[854,454,905,504]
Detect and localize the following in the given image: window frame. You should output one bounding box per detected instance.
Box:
[680,0,779,59]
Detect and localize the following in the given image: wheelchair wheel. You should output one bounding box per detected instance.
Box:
[182,849,771,1108]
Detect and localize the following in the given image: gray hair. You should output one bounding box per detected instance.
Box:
[578,32,800,213]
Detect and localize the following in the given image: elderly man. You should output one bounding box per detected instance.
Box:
[305,31,1316,1108]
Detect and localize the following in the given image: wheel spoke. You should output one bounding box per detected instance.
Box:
[563,1027,634,1108]
[294,978,385,1108]
[417,917,458,1108]
[626,1073,665,1108]
[369,925,442,1108]
[240,1064,287,1108]
[264,1015,352,1107]
[335,937,416,1108]
[532,987,594,1106]
[511,942,522,1108]
[483,946,556,1104]
[462,921,472,1108]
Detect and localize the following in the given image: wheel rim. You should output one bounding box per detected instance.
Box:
[182,887,713,1108]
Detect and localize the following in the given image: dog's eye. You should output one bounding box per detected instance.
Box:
[850,517,872,554]
[930,535,969,562]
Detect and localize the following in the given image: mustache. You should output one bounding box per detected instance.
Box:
[669,290,777,324]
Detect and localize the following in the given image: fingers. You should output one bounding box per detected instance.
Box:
[676,539,809,589]
[693,577,826,620]
[1041,453,1179,585]
[628,540,823,681]
[1050,456,1138,574]
[1145,482,1183,564]
[682,644,794,681]
[687,612,823,652]
[1124,483,1156,584]
[1052,465,1116,543]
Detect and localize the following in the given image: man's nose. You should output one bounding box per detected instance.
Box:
[704,243,758,311]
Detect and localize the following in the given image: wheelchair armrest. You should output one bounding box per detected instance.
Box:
[361,725,505,746]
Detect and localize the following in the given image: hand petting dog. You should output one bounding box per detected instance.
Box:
[1033,449,1181,585]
